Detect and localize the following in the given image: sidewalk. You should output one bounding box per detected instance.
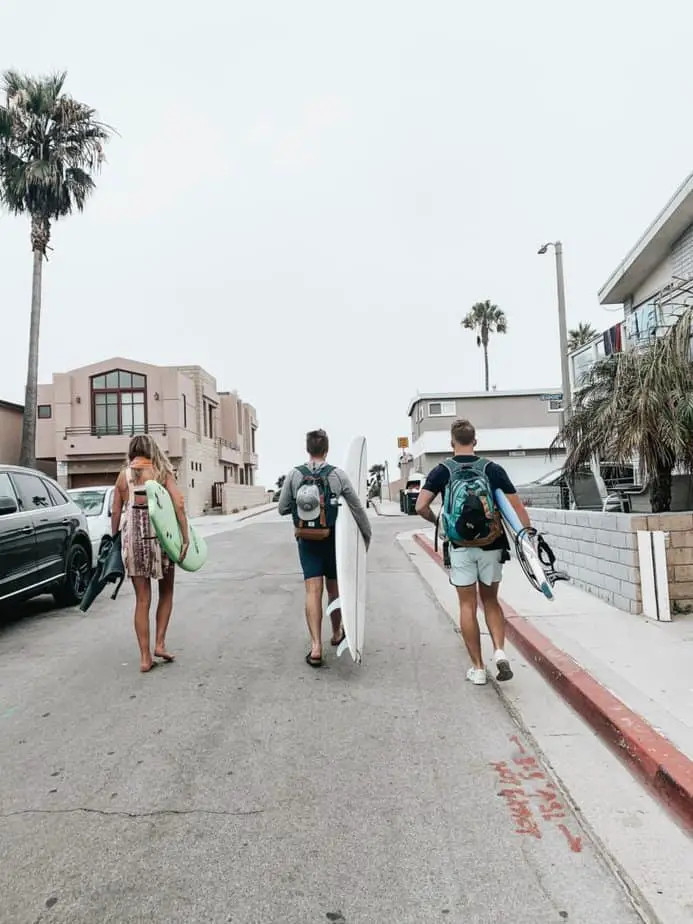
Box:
[412,527,693,831]
[190,503,277,538]
[371,498,408,517]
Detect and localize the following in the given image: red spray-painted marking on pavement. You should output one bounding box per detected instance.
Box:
[490,737,583,852]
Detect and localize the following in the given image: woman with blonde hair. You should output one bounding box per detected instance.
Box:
[111,434,189,672]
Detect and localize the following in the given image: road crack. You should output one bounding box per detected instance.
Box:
[0,806,265,820]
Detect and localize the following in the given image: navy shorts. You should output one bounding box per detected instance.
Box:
[297,535,337,581]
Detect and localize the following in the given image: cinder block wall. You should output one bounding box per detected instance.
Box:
[527,509,693,615]
[647,513,693,610]
[528,509,643,614]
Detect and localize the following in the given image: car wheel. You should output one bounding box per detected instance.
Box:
[54,543,91,607]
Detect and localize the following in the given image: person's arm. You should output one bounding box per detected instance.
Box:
[415,466,444,524]
[111,473,125,536]
[277,472,295,516]
[491,464,531,529]
[334,470,372,548]
[164,473,190,561]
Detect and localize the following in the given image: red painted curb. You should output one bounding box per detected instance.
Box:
[413,531,693,832]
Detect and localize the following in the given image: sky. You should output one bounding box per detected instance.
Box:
[2,0,693,487]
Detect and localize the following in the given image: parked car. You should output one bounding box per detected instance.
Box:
[67,485,116,563]
[0,465,93,608]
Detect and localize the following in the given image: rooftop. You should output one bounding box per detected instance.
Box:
[0,399,23,413]
[599,171,693,305]
[407,389,561,417]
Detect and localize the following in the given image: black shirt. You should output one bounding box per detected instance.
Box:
[423,455,516,552]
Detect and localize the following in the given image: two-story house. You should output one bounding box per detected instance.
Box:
[407,389,565,485]
[35,357,262,516]
[570,170,693,388]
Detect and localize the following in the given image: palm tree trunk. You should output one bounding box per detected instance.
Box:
[649,466,672,513]
[19,223,46,468]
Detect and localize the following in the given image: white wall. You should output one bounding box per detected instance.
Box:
[632,253,673,307]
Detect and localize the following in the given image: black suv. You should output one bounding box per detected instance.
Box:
[0,465,93,608]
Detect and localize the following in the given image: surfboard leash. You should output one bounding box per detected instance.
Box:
[514,527,570,591]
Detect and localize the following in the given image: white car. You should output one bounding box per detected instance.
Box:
[67,486,116,563]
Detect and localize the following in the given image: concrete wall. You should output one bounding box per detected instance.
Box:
[222,484,268,514]
[528,508,642,614]
[528,508,693,615]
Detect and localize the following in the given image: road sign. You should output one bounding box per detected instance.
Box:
[540,393,563,402]
[397,436,409,449]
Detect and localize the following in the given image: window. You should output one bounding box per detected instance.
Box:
[427,400,456,417]
[0,472,16,503]
[91,370,147,435]
[547,397,564,413]
[251,428,256,453]
[37,405,52,419]
[182,394,187,429]
[43,480,68,507]
[11,473,51,511]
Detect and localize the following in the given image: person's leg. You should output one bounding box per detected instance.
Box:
[449,547,485,681]
[326,579,342,643]
[154,564,176,661]
[132,577,153,672]
[304,577,325,663]
[325,535,342,644]
[478,551,513,681]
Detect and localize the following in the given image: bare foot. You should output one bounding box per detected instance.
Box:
[140,658,156,673]
[154,647,175,662]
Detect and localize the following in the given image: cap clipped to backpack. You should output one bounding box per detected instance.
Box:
[296,487,321,523]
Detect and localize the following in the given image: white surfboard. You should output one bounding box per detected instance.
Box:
[326,436,368,663]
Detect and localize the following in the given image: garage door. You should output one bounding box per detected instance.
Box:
[69,472,119,489]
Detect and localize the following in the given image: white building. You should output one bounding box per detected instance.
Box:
[407,389,565,485]
[570,170,693,387]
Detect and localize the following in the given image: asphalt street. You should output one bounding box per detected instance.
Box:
[0,511,642,924]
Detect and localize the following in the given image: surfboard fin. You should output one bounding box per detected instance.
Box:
[336,638,349,658]
[326,597,341,619]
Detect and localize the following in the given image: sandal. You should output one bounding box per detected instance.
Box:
[305,652,323,668]
[331,629,346,647]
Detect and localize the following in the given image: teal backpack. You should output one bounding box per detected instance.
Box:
[440,458,501,546]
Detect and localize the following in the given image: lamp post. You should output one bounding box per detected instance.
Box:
[538,240,571,429]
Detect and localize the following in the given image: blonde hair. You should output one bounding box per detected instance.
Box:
[125,434,174,485]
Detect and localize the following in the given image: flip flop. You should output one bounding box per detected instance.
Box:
[305,652,323,668]
[331,630,346,647]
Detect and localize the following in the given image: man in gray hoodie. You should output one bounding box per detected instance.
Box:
[278,429,371,667]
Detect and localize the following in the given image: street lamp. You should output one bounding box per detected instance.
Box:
[538,240,571,430]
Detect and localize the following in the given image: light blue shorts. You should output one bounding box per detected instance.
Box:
[448,546,504,588]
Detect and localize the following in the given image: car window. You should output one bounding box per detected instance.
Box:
[44,480,69,507]
[11,473,52,511]
[69,489,106,516]
[0,472,17,503]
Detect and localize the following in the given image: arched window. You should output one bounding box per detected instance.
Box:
[91,370,147,435]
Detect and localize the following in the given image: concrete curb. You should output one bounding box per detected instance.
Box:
[412,531,693,833]
[233,503,277,522]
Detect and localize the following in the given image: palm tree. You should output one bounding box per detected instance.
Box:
[0,71,113,467]
[567,322,598,353]
[551,308,693,512]
[461,300,508,391]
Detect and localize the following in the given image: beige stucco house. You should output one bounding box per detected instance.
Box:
[0,399,23,465]
[35,357,263,516]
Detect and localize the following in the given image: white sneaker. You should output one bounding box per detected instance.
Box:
[494,649,513,682]
[466,666,488,685]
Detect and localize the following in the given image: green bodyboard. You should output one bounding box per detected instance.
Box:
[145,480,207,573]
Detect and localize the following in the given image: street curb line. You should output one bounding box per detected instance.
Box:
[413,531,693,833]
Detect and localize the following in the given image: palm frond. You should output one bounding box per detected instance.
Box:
[0,70,113,240]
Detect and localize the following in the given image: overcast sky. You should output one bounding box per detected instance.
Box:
[2,0,693,485]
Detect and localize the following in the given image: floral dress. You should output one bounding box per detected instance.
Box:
[121,465,170,580]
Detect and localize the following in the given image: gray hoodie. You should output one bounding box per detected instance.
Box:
[278,461,372,547]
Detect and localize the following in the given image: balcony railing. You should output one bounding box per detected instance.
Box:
[63,424,168,439]
[218,437,241,452]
